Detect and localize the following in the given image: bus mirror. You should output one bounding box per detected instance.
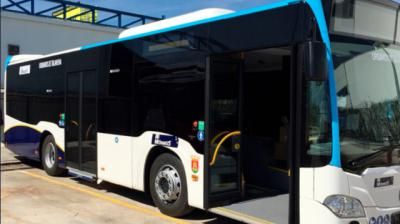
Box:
[300,41,328,81]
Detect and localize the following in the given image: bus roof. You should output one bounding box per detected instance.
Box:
[6,0,300,66]
[81,0,299,49]
[119,8,234,39]
[8,55,44,65]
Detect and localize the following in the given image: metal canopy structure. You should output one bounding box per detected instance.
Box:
[1,0,164,28]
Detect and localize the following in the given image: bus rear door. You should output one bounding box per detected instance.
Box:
[65,69,98,176]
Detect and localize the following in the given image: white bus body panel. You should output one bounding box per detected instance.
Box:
[97,131,205,209]
[348,166,400,208]
[299,167,314,200]
[300,166,366,224]
[300,165,400,224]
[300,197,368,224]
[313,166,350,202]
[97,133,134,188]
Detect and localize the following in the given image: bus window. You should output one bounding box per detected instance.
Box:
[303,81,332,167]
[98,44,134,136]
[133,34,206,152]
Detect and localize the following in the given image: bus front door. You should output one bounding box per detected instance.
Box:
[206,48,295,224]
[206,56,243,206]
[65,70,97,175]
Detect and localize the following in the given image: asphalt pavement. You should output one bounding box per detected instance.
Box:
[1,144,241,224]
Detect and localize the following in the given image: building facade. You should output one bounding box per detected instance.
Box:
[1,10,123,88]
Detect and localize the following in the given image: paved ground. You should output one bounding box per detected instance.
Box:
[1,144,241,224]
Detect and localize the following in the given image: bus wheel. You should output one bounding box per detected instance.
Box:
[149,153,194,217]
[41,135,65,176]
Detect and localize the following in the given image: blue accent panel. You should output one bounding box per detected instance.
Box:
[5,55,13,68]
[57,147,66,168]
[4,55,13,74]
[4,126,66,166]
[305,0,341,167]
[81,0,301,50]
[5,126,41,160]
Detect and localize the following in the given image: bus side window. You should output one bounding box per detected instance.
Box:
[132,34,206,153]
[98,43,134,136]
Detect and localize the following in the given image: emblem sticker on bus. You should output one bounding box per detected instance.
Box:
[19,65,31,75]
[152,134,179,148]
[191,156,199,174]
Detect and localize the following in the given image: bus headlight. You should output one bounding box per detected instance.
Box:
[323,195,366,218]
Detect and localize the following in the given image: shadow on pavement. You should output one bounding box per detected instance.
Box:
[7,156,243,224]
[74,179,234,223]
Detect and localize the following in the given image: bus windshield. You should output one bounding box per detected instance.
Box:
[331,0,400,172]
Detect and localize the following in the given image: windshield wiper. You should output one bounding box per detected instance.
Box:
[347,144,400,168]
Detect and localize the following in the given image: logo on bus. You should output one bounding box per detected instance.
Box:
[19,65,31,75]
[151,134,179,148]
[374,176,393,188]
[39,59,62,69]
[191,156,199,174]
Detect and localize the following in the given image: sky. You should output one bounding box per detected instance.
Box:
[3,0,400,21]
[1,0,281,19]
[63,0,276,18]
[36,0,400,18]
[1,0,285,28]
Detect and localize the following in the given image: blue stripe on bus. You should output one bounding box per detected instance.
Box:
[4,126,66,167]
[5,126,42,160]
[81,0,301,50]
[306,0,341,167]
[57,147,66,168]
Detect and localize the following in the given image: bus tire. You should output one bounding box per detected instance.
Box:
[149,153,194,217]
[41,135,65,176]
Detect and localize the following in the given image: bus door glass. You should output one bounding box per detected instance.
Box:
[207,56,243,204]
[206,48,294,224]
[65,70,97,174]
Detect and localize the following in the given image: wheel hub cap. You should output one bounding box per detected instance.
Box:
[45,143,56,168]
[155,165,181,204]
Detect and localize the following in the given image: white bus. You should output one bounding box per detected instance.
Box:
[3,0,400,223]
